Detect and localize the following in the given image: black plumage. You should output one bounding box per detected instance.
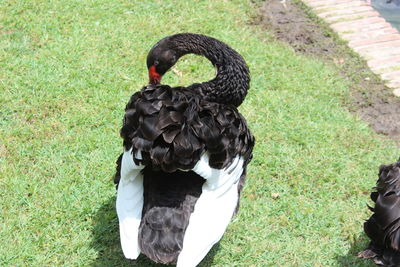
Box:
[146,33,250,107]
[138,168,205,264]
[359,159,400,266]
[115,33,254,265]
[120,85,253,173]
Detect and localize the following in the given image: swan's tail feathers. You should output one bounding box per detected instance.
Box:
[177,154,244,267]
[138,167,205,264]
[116,149,144,260]
[139,207,187,264]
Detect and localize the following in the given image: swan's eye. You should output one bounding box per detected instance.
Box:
[154,60,159,66]
[171,55,176,63]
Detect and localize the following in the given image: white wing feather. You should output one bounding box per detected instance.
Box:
[116,149,144,260]
[177,153,244,267]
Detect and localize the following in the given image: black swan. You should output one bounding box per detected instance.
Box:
[114,33,254,266]
[359,159,400,265]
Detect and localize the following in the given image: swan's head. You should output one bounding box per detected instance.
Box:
[147,39,179,85]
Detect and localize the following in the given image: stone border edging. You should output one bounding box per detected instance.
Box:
[301,0,400,96]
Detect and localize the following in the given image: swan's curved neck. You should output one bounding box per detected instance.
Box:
[169,34,250,107]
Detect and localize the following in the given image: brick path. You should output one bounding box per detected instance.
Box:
[301,0,400,97]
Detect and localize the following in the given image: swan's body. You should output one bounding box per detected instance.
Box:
[114,33,254,266]
[359,159,400,266]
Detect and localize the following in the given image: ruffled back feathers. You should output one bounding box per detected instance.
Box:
[121,84,254,173]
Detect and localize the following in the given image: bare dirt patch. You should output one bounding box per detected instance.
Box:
[255,0,400,143]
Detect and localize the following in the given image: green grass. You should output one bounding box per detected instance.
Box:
[1,0,398,266]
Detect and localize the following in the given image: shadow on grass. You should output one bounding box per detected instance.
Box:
[90,196,220,266]
[334,233,375,267]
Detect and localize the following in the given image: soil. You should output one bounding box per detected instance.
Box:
[256,0,400,144]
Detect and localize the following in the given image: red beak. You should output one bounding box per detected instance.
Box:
[149,65,162,85]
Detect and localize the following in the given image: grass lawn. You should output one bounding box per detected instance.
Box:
[1,0,399,266]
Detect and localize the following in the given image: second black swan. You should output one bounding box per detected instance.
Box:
[359,158,400,266]
[114,33,255,266]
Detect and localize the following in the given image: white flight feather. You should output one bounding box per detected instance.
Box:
[116,148,144,260]
[177,153,244,267]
